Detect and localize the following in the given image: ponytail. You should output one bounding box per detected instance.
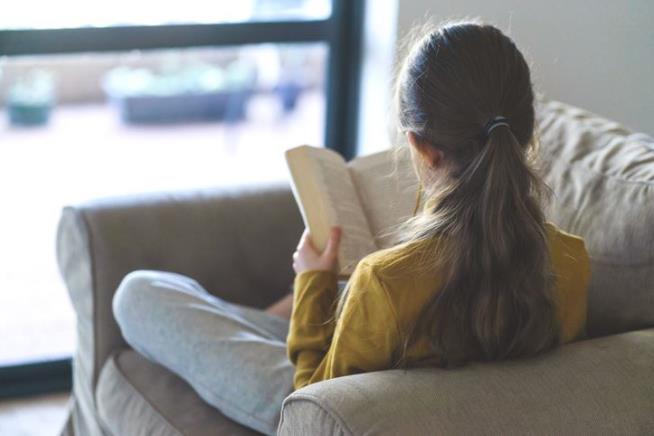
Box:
[395,125,560,368]
[392,21,561,368]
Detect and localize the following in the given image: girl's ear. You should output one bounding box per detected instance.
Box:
[406,131,443,169]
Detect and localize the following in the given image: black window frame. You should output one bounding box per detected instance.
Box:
[0,0,364,399]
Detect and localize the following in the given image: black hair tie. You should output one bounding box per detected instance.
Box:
[483,116,510,140]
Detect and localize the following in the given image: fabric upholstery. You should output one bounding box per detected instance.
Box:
[279,327,654,435]
[56,183,303,435]
[536,100,654,336]
[96,349,261,436]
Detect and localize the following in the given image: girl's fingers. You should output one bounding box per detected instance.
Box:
[305,234,318,252]
[298,229,315,252]
[299,234,318,254]
[322,226,341,261]
[297,228,309,248]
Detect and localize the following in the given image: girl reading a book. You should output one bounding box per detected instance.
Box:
[113,20,589,436]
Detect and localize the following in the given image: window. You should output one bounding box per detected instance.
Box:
[0,0,363,397]
[1,0,332,29]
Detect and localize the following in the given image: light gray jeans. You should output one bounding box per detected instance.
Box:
[112,270,295,435]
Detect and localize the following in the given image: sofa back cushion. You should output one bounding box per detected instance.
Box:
[537,100,654,337]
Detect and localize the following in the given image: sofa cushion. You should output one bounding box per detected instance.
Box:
[278,328,654,435]
[96,349,262,436]
[537,100,654,337]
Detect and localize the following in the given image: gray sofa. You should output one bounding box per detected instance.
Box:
[58,100,654,435]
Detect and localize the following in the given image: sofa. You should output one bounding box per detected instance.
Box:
[57,100,654,435]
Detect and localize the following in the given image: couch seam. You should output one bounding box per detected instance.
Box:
[181,372,280,430]
[75,208,102,395]
[280,393,354,436]
[99,352,184,436]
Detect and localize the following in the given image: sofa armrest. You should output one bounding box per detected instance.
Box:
[57,181,303,397]
[278,328,654,435]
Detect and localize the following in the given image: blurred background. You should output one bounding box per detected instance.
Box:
[0,0,651,434]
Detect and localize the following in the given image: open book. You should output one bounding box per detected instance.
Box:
[285,145,422,278]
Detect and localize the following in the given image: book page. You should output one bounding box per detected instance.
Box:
[285,146,377,277]
[348,147,421,248]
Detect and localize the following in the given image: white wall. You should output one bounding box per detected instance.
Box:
[357,0,399,155]
[394,0,653,136]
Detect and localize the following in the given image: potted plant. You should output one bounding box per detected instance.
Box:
[102,60,257,124]
[6,70,55,126]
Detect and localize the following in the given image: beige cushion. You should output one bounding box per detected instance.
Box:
[279,328,654,435]
[537,100,654,336]
[96,349,261,436]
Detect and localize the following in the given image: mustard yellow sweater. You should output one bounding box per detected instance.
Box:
[287,222,590,390]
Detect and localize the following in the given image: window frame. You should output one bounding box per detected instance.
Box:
[0,0,364,398]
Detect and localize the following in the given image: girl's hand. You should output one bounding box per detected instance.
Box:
[292,226,342,274]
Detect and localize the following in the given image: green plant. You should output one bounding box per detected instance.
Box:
[7,70,55,106]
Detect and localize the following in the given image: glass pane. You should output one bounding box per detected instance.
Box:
[0,43,327,365]
[0,0,332,30]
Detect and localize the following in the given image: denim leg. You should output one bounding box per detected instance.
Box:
[113,269,294,436]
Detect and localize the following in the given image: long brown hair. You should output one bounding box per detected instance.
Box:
[392,20,560,368]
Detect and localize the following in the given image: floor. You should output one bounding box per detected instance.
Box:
[0,392,70,436]
[0,91,323,366]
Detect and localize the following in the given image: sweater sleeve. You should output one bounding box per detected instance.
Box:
[287,261,402,390]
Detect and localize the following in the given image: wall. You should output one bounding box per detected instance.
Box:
[394,0,653,136]
[357,0,398,155]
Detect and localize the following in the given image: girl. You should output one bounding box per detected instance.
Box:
[113,20,590,436]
